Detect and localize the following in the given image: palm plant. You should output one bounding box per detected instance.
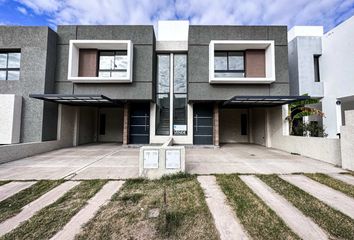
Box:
[285,95,325,135]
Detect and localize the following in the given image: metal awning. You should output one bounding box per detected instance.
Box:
[29,94,122,106]
[223,96,310,107]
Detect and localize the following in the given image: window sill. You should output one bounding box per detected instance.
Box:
[69,77,132,83]
[209,77,275,84]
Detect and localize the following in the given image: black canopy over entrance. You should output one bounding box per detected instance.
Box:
[223,96,310,108]
[29,94,123,106]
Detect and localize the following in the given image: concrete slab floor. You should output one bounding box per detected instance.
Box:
[0,143,346,180]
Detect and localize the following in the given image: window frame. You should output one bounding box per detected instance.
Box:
[0,51,21,81]
[214,51,245,74]
[98,50,128,78]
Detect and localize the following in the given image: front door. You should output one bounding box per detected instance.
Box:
[193,104,213,145]
[129,103,150,144]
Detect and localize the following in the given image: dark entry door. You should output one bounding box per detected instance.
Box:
[129,103,150,144]
[193,104,213,145]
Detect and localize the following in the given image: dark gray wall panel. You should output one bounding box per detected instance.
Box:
[76,26,154,44]
[188,83,270,101]
[0,27,56,143]
[188,25,290,100]
[73,82,153,100]
[189,26,268,45]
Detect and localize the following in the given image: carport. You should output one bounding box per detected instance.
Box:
[219,96,310,146]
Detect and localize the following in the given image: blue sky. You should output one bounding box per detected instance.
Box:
[1,0,354,32]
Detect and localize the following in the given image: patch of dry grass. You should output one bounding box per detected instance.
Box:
[216,174,299,240]
[0,181,10,187]
[0,180,63,223]
[1,180,107,240]
[260,174,354,240]
[76,174,218,240]
[305,173,354,198]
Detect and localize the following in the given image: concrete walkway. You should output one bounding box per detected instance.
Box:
[281,175,354,219]
[327,173,354,185]
[51,181,124,240]
[240,175,328,240]
[197,176,249,240]
[0,181,80,236]
[0,181,36,202]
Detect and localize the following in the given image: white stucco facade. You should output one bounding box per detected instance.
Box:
[0,94,22,144]
[288,15,354,138]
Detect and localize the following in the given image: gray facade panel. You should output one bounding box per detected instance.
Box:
[269,83,290,96]
[189,26,268,45]
[267,26,288,45]
[188,45,209,83]
[75,25,154,44]
[57,26,77,45]
[0,27,56,143]
[275,45,289,83]
[188,25,290,100]
[55,25,154,100]
[288,39,299,95]
[188,83,270,101]
[133,45,153,82]
[73,82,153,100]
[55,44,69,83]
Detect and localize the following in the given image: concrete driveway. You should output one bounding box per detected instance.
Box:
[0,143,345,180]
[187,144,345,174]
[0,143,139,180]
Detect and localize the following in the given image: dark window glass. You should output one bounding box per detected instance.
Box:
[173,54,187,135]
[0,51,21,80]
[173,54,187,93]
[156,54,171,135]
[99,114,106,135]
[157,54,170,93]
[98,51,127,78]
[241,114,247,135]
[314,55,320,82]
[214,52,227,70]
[156,93,170,135]
[214,51,244,78]
[173,94,187,135]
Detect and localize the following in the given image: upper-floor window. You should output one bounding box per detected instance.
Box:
[98,51,128,78]
[0,52,21,81]
[314,55,320,82]
[209,40,275,84]
[214,51,245,78]
[68,40,133,83]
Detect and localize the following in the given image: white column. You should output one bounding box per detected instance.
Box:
[282,104,290,136]
[169,53,174,136]
[336,101,342,136]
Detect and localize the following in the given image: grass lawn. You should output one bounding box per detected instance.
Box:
[305,173,354,198]
[1,180,107,240]
[216,174,299,240]
[259,174,354,240]
[76,174,218,240]
[0,181,10,187]
[0,180,63,223]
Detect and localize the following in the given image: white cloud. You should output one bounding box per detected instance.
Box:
[17,6,28,15]
[16,0,354,31]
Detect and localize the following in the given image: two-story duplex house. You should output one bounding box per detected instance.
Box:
[0,21,303,148]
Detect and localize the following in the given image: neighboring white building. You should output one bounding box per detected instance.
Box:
[288,15,354,138]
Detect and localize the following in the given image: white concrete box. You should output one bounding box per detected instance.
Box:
[0,94,22,144]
